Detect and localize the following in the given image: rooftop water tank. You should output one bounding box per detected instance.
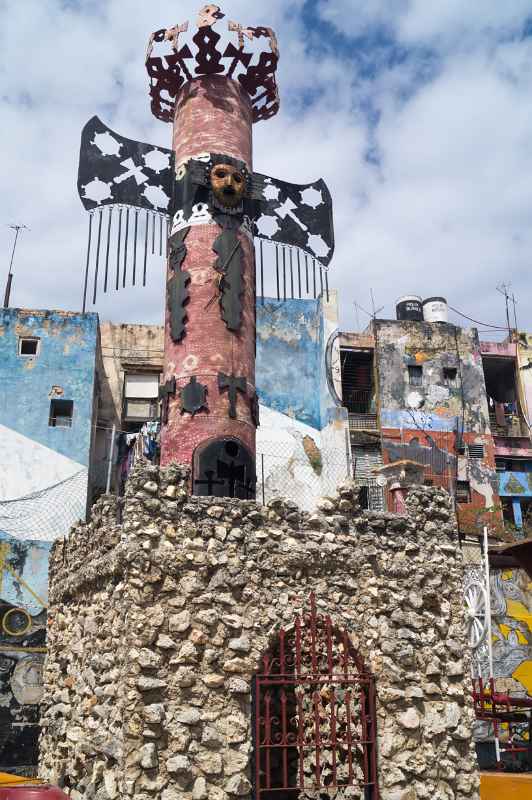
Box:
[396,295,423,322]
[423,297,448,323]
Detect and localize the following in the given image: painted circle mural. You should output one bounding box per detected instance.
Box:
[11,655,45,705]
[2,607,32,637]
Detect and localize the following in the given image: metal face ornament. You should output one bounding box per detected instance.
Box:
[197,4,224,27]
[210,164,246,210]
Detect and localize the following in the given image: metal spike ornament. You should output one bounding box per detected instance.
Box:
[75,5,336,497]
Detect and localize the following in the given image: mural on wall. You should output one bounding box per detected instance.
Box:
[376,319,503,534]
[0,534,48,774]
[489,568,532,696]
[0,309,98,773]
[256,294,349,510]
[0,310,99,543]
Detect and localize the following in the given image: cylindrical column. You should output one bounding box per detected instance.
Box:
[160,76,256,479]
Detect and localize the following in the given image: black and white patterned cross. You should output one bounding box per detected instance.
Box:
[217,459,246,497]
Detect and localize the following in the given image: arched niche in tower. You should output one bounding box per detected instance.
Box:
[193,437,256,499]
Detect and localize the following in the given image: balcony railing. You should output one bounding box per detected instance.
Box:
[489,412,525,438]
[349,412,378,431]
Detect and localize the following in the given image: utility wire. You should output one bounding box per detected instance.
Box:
[447,304,509,331]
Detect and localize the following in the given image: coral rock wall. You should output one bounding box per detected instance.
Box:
[40,464,479,800]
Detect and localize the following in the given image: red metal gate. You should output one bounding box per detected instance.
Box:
[253,595,379,800]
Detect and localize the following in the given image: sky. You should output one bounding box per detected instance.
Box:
[1,0,532,336]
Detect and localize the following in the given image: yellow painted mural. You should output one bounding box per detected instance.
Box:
[491,569,532,695]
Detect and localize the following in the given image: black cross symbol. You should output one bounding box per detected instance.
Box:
[218,372,246,419]
[194,469,225,495]
[217,459,246,497]
[159,377,176,424]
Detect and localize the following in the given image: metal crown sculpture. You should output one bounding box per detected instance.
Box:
[146,4,280,124]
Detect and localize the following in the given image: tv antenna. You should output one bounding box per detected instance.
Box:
[496,282,515,337]
[3,224,29,308]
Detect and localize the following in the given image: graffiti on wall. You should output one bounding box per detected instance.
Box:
[490,568,532,695]
[0,534,47,774]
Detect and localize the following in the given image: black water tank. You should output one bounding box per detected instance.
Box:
[396,295,423,321]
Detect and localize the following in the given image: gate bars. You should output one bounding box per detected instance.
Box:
[253,594,379,800]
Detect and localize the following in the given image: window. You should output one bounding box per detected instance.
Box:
[443,367,458,386]
[468,444,484,459]
[18,337,40,357]
[49,399,73,428]
[456,480,471,503]
[408,365,423,386]
[123,372,160,423]
[125,398,158,420]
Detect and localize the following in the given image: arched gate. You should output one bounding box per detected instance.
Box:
[253,595,379,800]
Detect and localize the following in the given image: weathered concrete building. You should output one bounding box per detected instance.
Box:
[481,338,532,534]
[338,316,504,536]
[0,307,99,774]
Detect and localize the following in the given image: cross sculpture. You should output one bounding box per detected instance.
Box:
[75,5,335,496]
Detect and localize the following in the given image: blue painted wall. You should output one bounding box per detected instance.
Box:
[499,471,532,497]
[0,532,50,617]
[0,309,98,467]
[256,299,322,429]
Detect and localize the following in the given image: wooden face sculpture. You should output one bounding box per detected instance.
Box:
[210,163,246,210]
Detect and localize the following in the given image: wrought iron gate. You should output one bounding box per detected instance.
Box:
[253,595,379,800]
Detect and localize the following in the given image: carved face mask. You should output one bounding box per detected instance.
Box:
[197,5,224,27]
[210,164,246,209]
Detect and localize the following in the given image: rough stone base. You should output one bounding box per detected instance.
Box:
[40,463,479,800]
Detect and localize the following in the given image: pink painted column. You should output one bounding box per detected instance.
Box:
[160,76,256,470]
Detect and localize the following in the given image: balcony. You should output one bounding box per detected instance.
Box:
[489,411,526,438]
[349,413,379,431]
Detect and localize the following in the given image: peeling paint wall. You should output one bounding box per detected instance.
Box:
[0,533,49,774]
[375,319,503,535]
[517,333,532,431]
[0,308,98,774]
[97,322,164,427]
[256,292,349,509]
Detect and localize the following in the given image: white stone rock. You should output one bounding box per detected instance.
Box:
[192,777,208,800]
[225,774,252,795]
[175,708,201,725]
[398,708,421,730]
[140,743,158,769]
[167,754,191,774]
[169,610,192,633]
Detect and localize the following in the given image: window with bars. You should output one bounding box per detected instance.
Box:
[408,365,423,386]
[456,480,471,503]
[49,399,74,428]
[443,367,458,387]
[468,444,485,459]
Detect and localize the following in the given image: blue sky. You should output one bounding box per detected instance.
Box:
[1,1,531,335]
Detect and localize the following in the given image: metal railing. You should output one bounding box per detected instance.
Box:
[348,413,379,431]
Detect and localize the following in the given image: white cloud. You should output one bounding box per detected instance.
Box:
[0,0,531,338]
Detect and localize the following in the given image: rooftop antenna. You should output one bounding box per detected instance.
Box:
[496,282,512,338]
[353,301,361,332]
[3,224,29,308]
[369,288,384,320]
